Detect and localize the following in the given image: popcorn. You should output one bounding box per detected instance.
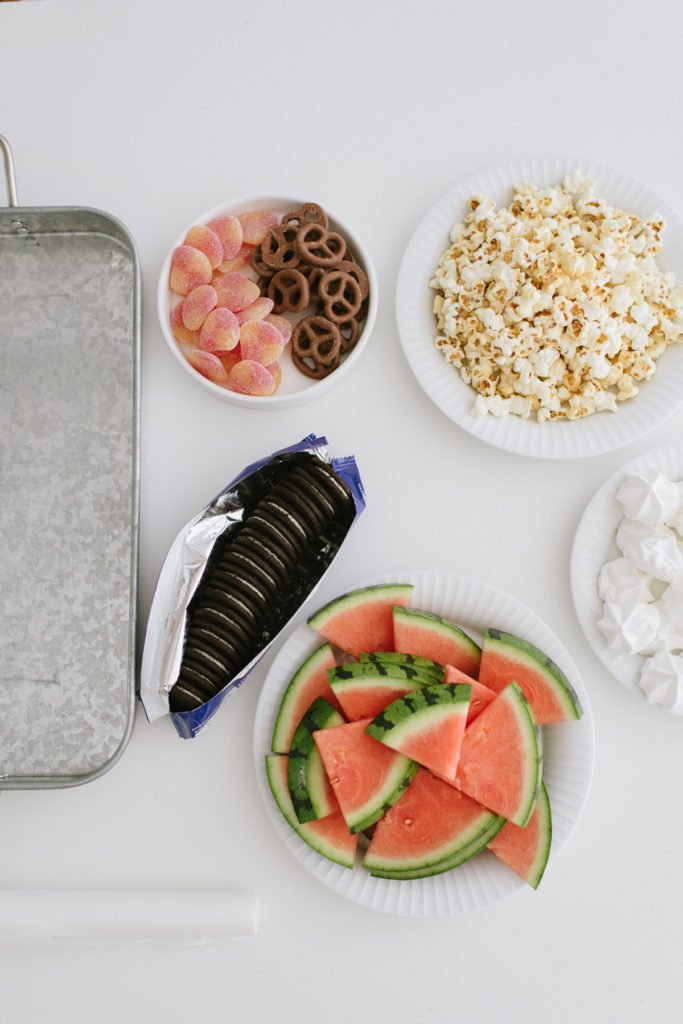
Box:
[431,174,683,422]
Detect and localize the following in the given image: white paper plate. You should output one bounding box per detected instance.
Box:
[253,570,595,917]
[396,157,683,459]
[571,441,683,697]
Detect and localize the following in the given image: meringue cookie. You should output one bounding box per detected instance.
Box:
[598,600,661,655]
[616,469,679,525]
[639,651,683,714]
[598,558,653,604]
[616,519,683,582]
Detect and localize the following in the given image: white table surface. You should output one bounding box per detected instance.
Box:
[2,1,683,1020]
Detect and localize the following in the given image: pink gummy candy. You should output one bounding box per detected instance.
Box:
[238,210,279,245]
[184,225,223,269]
[207,216,243,262]
[229,359,277,396]
[199,307,240,352]
[264,313,293,344]
[215,272,260,312]
[218,243,254,274]
[169,245,212,295]
[185,349,229,384]
[237,296,274,325]
[239,319,285,366]
[170,301,195,345]
[182,285,217,331]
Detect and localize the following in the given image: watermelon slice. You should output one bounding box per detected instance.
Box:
[488,781,552,889]
[266,755,357,869]
[393,606,481,677]
[444,665,497,724]
[308,583,413,657]
[363,769,503,878]
[455,682,542,827]
[288,698,345,823]
[359,652,444,682]
[479,628,582,724]
[328,669,427,723]
[271,643,340,754]
[365,683,471,781]
[313,719,418,833]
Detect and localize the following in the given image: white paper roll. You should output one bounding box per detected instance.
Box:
[0,889,259,945]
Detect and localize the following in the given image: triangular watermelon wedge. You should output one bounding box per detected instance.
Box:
[266,755,358,869]
[313,719,418,834]
[479,628,582,724]
[444,665,497,724]
[455,681,542,827]
[393,606,481,677]
[308,584,413,657]
[488,781,552,889]
[365,683,471,781]
[363,769,503,877]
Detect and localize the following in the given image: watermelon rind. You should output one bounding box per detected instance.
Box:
[265,755,356,869]
[393,606,481,671]
[482,629,582,722]
[369,812,506,879]
[308,584,414,631]
[288,698,344,823]
[457,681,542,828]
[271,642,338,754]
[359,652,444,681]
[488,781,552,890]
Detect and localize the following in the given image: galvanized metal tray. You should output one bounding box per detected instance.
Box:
[0,136,140,788]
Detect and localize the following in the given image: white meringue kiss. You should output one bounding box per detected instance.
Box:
[616,469,680,525]
[639,651,683,714]
[598,558,653,604]
[597,600,661,655]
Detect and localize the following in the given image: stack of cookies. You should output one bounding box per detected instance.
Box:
[170,455,356,712]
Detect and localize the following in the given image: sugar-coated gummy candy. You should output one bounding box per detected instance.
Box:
[184,225,223,269]
[229,359,277,396]
[207,216,243,262]
[170,245,212,295]
[185,349,230,384]
[266,360,282,389]
[215,272,260,312]
[218,243,254,274]
[264,313,293,344]
[182,285,217,331]
[239,319,285,366]
[238,210,279,245]
[217,345,242,375]
[237,296,274,325]
[170,301,196,345]
[199,307,240,352]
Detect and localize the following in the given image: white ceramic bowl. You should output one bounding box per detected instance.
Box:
[158,195,377,408]
[396,157,683,459]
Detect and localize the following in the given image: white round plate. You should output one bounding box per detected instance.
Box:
[254,570,595,917]
[158,195,377,408]
[571,441,683,696]
[396,157,683,459]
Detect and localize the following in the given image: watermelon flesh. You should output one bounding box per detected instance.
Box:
[308,584,413,657]
[313,719,418,834]
[265,755,357,869]
[393,606,481,677]
[455,682,542,827]
[479,628,582,725]
[488,782,552,889]
[271,643,340,754]
[365,683,471,781]
[363,768,501,876]
[444,665,497,724]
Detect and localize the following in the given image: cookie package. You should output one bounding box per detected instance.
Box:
[140,435,365,738]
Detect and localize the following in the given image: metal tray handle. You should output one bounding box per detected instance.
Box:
[0,135,18,207]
